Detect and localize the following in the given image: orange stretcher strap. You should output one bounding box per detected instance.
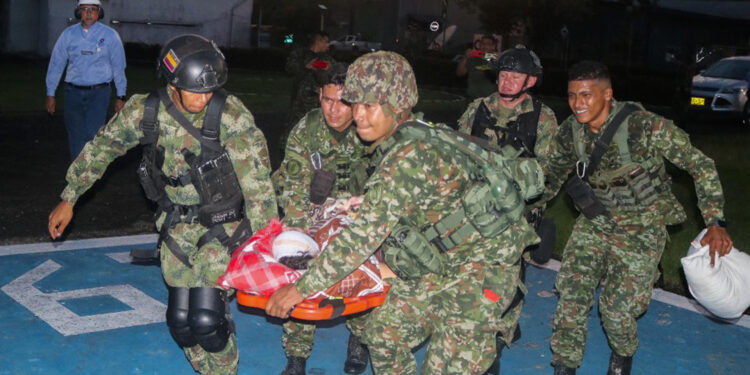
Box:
[236,285,390,321]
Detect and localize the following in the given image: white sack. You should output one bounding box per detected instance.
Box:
[681,229,750,320]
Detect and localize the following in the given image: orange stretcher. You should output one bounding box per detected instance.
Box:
[237,285,390,321]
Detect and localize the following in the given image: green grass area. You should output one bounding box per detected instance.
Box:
[3,60,748,296]
[0,62,473,114]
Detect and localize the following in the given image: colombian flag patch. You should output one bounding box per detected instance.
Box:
[162,49,180,72]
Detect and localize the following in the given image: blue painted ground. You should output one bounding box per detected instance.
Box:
[1,236,748,375]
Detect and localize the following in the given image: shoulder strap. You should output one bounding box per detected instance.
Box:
[139,91,161,145]
[470,100,497,139]
[584,103,639,180]
[507,97,542,157]
[303,109,323,144]
[612,122,632,163]
[201,88,227,143]
[397,121,497,167]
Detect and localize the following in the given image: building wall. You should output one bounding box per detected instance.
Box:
[3,0,253,56]
[5,0,42,54]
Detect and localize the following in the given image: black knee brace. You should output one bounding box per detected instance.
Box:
[188,287,231,353]
[166,286,198,348]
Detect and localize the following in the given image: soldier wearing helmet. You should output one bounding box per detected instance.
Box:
[266,51,539,374]
[47,34,277,375]
[457,45,558,375]
[273,62,372,375]
[45,0,127,160]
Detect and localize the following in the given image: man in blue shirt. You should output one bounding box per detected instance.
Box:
[45,0,127,160]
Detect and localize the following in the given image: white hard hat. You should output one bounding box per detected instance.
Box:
[78,0,101,6]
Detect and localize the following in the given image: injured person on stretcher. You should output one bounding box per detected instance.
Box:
[219,196,394,320]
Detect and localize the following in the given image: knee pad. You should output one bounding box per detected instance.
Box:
[188,287,231,353]
[166,287,197,348]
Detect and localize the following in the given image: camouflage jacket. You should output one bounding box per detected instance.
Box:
[61,86,278,232]
[543,100,725,227]
[285,48,335,107]
[275,108,369,228]
[457,93,558,210]
[294,117,539,297]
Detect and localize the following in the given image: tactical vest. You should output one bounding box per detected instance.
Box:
[572,104,672,212]
[132,89,251,267]
[378,121,544,279]
[471,97,542,158]
[304,110,369,202]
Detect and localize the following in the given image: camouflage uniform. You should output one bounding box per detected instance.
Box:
[273,108,370,360]
[543,100,725,368]
[61,87,278,375]
[284,48,335,147]
[292,114,540,374]
[457,92,558,346]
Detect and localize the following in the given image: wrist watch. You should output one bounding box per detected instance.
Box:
[708,219,728,228]
[117,95,126,100]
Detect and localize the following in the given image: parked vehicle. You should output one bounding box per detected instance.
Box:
[690,56,750,123]
[329,35,381,52]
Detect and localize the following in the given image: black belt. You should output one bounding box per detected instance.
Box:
[66,81,110,90]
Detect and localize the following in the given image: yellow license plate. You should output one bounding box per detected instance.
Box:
[690,97,705,106]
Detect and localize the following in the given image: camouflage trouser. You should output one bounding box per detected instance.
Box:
[161,221,241,375]
[363,261,521,375]
[493,274,525,346]
[550,217,665,368]
[281,313,370,358]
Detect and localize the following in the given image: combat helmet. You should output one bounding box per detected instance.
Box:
[492,45,543,99]
[342,51,418,111]
[157,34,228,93]
[492,45,543,77]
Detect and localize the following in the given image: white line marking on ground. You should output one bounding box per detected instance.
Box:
[107,251,135,264]
[3,236,748,329]
[1,259,166,336]
[0,234,158,256]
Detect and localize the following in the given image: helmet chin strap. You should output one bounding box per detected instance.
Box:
[497,74,531,100]
[176,89,206,114]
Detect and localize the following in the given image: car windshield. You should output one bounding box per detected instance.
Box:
[702,59,750,80]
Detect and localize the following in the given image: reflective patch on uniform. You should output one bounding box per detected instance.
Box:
[163,49,180,72]
[287,160,302,177]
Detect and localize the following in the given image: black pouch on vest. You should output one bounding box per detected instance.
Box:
[137,158,163,202]
[192,152,245,226]
[309,169,335,205]
[565,175,608,220]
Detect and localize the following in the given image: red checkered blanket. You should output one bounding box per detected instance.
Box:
[219,198,383,298]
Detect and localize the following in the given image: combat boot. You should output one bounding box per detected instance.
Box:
[483,326,521,375]
[606,352,632,375]
[553,363,576,375]
[482,335,506,375]
[343,333,369,374]
[512,324,522,343]
[280,356,306,375]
